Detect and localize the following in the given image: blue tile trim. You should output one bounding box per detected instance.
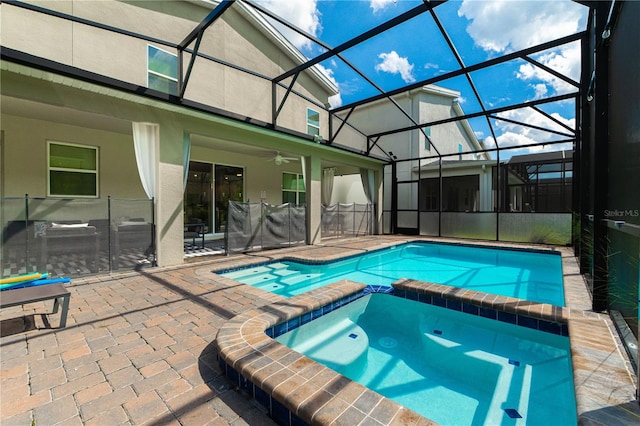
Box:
[291,413,309,426]
[462,302,479,316]
[479,307,497,319]
[271,398,290,425]
[398,290,567,337]
[446,299,462,311]
[271,290,366,338]
[432,295,447,307]
[497,311,517,325]
[254,385,270,411]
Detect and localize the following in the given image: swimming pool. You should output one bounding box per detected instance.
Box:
[275,293,577,425]
[219,242,565,305]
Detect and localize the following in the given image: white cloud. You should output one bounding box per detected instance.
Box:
[258,1,341,106]
[424,62,439,70]
[516,43,581,96]
[487,97,511,108]
[328,94,342,109]
[259,0,321,51]
[458,0,586,54]
[370,0,396,13]
[495,132,573,154]
[458,1,586,99]
[375,51,416,83]
[493,108,575,149]
[532,83,548,99]
[315,63,343,107]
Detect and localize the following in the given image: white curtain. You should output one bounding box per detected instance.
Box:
[132,122,159,200]
[183,134,191,192]
[360,168,376,204]
[322,168,335,206]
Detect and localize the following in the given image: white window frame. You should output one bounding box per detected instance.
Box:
[306,108,320,136]
[282,172,305,204]
[47,141,99,198]
[147,44,178,94]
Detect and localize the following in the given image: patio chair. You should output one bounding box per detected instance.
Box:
[184,220,205,249]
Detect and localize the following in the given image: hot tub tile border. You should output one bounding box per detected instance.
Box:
[216,279,579,426]
[392,279,571,337]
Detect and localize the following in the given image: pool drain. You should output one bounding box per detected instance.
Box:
[378,336,398,349]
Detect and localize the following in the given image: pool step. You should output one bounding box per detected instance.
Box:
[242,274,280,286]
[234,263,320,289]
[221,262,291,281]
[280,273,321,286]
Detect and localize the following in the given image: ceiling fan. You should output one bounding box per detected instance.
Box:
[267,151,299,166]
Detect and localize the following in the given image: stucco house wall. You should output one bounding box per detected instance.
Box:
[1,0,334,138]
[1,0,384,270]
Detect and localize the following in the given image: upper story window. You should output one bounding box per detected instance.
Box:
[306,108,320,136]
[282,172,306,205]
[147,45,178,95]
[424,127,431,151]
[48,141,98,198]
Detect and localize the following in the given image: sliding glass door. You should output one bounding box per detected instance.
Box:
[214,165,244,233]
[184,161,213,233]
[184,162,244,234]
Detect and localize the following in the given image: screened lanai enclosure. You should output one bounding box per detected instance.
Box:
[1,0,638,384]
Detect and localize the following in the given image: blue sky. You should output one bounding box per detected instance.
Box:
[254,0,588,156]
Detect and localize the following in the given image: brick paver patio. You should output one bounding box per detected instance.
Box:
[1,236,638,425]
[1,252,285,425]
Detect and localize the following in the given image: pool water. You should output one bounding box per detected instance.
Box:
[275,294,577,425]
[220,242,565,305]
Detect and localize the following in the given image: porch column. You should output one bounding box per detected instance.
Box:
[156,122,185,267]
[479,167,492,211]
[305,154,322,245]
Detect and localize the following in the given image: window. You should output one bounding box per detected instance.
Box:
[424,127,431,151]
[306,108,320,136]
[458,143,463,160]
[147,45,178,95]
[48,141,98,197]
[282,172,306,204]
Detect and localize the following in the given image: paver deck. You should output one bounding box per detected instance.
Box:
[1,236,638,425]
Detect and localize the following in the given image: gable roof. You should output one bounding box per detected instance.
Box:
[189,0,338,96]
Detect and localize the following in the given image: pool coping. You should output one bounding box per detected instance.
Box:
[213,238,639,425]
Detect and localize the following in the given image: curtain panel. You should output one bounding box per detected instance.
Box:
[322,167,335,205]
[132,122,159,200]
